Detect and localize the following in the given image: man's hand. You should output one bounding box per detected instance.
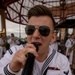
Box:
[9,43,38,72]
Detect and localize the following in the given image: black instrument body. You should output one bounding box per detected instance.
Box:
[21,42,39,75]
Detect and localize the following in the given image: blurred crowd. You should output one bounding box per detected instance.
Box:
[0,32,75,74]
[0,33,27,59]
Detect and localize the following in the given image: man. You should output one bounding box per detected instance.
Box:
[7,33,17,47]
[50,31,58,51]
[0,5,72,75]
[65,33,75,65]
[0,33,6,59]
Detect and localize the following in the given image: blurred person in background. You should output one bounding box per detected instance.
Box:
[50,30,58,51]
[7,33,18,47]
[0,33,7,58]
[65,33,75,65]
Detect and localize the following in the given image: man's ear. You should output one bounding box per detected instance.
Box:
[52,32,55,38]
[51,33,55,42]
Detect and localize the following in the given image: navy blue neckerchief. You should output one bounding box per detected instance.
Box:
[41,49,56,75]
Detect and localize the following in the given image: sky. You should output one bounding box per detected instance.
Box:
[5,19,27,38]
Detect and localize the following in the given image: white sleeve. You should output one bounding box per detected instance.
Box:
[0,45,23,75]
[0,38,3,44]
[8,39,12,44]
[65,40,71,48]
[0,38,2,44]
[3,64,19,75]
[0,46,17,75]
[60,55,72,75]
[0,64,17,75]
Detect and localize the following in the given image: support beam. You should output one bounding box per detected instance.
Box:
[0,9,6,35]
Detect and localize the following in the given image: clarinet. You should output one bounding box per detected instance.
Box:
[21,42,39,75]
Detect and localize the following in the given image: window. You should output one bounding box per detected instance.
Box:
[68,28,73,34]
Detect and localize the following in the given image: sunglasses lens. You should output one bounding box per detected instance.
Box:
[39,26,50,36]
[25,25,35,35]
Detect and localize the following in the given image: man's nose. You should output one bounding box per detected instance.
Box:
[32,29,40,37]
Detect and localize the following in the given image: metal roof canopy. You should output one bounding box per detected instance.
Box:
[0,0,75,28]
[56,19,75,28]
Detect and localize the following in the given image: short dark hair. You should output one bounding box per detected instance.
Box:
[28,5,55,27]
[11,33,14,36]
[0,33,5,37]
[70,33,74,36]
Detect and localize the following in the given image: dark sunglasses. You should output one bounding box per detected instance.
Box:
[25,25,50,36]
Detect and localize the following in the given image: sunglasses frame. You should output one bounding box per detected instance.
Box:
[25,25,50,37]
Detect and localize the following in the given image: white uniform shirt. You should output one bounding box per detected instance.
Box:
[65,38,75,65]
[7,38,17,47]
[65,39,74,49]
[0,38,5,59]
[0,45,72,75]
[50,42,58,51]
[0,38,4,45]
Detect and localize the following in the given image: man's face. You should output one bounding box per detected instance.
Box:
[27,16,54,54]
[2,33,6,38]
[71,35,75,39]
